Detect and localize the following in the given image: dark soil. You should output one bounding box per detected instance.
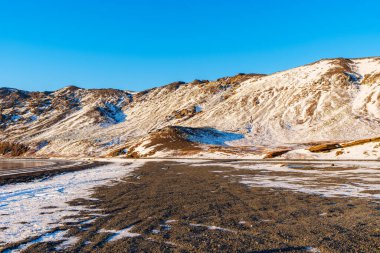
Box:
[0,161,109,185]
[12,161,380,253]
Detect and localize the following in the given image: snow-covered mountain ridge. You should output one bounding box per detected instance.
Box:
[1,57,380,158]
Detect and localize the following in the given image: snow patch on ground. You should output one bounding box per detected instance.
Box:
[0,161,145,247]
[201,161,380,199]
[353,58,380,76]
[99,103,126,127]
[190,223,235,233]
[56,236,79,251]
[99,225,141,242]
[285,141,380,160]
[230,162,380,199]
[4,230,71,253]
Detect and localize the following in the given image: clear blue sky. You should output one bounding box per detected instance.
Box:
[0,0,380,91]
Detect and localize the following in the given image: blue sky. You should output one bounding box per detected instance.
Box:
[0,0,380,91]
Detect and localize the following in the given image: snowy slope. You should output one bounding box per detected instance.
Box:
[186,58,380,145]
[1,58,380,157]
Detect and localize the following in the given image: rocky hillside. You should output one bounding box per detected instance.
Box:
[1,57,380,158]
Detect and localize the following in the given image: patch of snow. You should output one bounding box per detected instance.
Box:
[99,103,126,127]
[5,230,67,253]
[55,236,79,251]
[0,161,145,246]
[99,225,141,242]
[352,84,380,119]
[103,138,121,147]
[10,115,21,122]
[133,140,156,155]
[36,140,49,151]
[223,161,380,199]
[197,159,380,198]
[294,141,380,160]
[151,229,160,234]
[28,115,37,122]
[160,224,171,231]
[79,217,97,225]
[305,246,321,253]
[189,223,235,233]
[344,71,361,84]
[181,127,244,146]
[353,58,380,76]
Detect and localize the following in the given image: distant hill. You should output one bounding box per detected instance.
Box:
[1,57,380,158]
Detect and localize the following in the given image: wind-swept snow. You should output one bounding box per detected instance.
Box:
[353,58,380,76]
[99,225,141,242]
[186,58,380,146]
[5,230,70,253]
[98,102,126,127]
[205,161,380,199]
[190,223,236,233]
[0,161,144,247]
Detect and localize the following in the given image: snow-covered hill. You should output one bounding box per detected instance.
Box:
[188,58,380,145]
[1,57,380,158]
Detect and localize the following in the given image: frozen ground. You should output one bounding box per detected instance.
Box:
[0,160,145,250]
[200,161,380,199]
[1,159,380,252]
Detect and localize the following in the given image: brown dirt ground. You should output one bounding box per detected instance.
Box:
[0,161,108,185]
[7,161,380,253]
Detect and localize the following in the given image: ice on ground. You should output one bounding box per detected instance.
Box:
[0,161,144,247]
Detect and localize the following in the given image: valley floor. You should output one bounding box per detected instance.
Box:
[1,159,380,252]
